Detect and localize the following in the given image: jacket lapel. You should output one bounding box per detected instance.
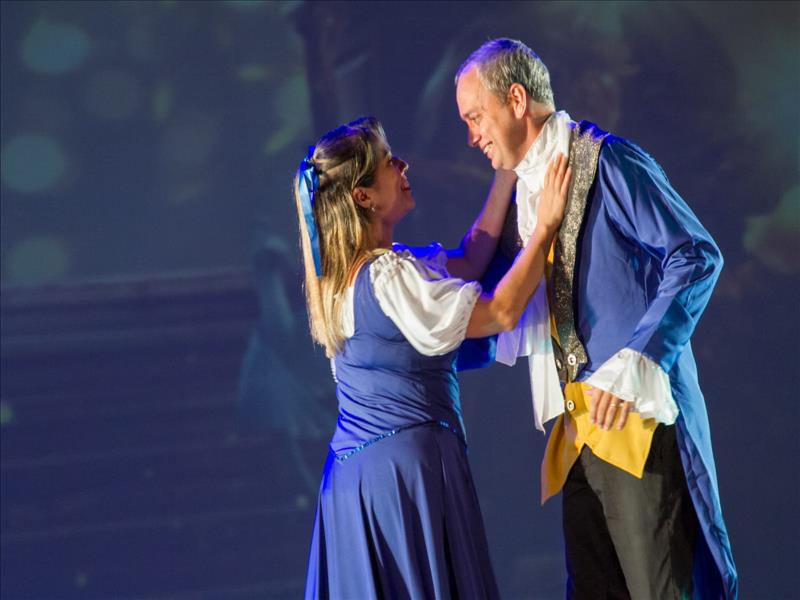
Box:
[551,120,609,382]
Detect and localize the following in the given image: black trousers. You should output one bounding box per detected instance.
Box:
[563,425,699,600]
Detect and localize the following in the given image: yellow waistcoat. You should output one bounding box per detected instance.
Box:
[540,245,657,505]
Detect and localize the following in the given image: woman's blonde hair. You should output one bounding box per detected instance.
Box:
[293,116,390,357]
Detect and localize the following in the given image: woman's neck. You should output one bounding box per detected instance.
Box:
[346,223,394,286]
[371,221,394,249]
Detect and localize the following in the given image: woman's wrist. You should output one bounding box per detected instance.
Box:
[532,222,558,242]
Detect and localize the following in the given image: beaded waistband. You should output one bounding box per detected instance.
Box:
[334,420,463,463]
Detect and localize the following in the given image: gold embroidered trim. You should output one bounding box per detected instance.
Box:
[551,122,608,382]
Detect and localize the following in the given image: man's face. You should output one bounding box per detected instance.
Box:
[456,66,526,170]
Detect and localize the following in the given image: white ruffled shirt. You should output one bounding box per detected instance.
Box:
[340,243,482,356]
[497,110,679,431]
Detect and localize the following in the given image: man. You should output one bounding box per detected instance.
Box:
[455,38,737,599]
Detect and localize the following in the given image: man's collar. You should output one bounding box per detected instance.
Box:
[513,110,572,179]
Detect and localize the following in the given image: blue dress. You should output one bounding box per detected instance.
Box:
[304,256,499,599]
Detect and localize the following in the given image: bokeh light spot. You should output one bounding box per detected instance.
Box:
[1,134,66,194]
[21,19,90,75]
[263,74,310,155]
[160,113,219,166]
[125,23,156,62]
[238,64,271,82]
[152,82,173,122]
[743,186,800,274]
[6,236,71,285]
[84,69,142,120]
[263,126,295,155]
[0,402,15,427]
[168,180,208,205]
[74,572,88,588]
[223,0,268,10]
[277,1,303,15]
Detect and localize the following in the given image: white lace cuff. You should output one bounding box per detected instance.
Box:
[585,347,679,425]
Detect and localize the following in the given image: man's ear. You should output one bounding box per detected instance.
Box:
[352,187,372,210]
[508,83,528,119]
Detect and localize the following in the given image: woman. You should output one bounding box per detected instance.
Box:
[295,117,570,598]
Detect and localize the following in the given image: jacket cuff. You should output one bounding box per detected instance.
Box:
[585,347,679,425]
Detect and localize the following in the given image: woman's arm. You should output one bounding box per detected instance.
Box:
[445,169,517,281]
[465,154,571,338]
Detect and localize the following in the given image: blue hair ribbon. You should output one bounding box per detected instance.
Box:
[298,146,323,277]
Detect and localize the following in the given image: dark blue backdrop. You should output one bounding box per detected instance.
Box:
[1,1,798,598]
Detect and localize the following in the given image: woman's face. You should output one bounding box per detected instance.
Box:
[363,149,415,224]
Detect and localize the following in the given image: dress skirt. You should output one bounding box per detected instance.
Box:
[304,423,499,599]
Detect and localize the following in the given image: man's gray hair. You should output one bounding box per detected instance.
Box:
[455,38,554,107]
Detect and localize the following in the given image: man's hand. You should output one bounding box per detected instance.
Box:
[588,387,634,431]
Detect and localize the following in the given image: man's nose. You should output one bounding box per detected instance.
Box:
[467,127,480,148]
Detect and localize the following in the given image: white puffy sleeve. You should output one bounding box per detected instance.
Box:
[370,248,481,356]
[391,242,449,268]
[585,347,679,425]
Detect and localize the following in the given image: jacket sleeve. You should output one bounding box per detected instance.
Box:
[598,137,723,373]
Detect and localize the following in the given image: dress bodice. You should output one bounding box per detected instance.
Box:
[330,258,465,459]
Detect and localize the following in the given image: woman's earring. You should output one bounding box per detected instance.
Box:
[370,204,376,212]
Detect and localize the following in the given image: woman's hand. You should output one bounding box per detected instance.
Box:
[536,153,571,234]
[465,154,571,339]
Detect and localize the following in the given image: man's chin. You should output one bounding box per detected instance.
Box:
[491,157,506,171]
